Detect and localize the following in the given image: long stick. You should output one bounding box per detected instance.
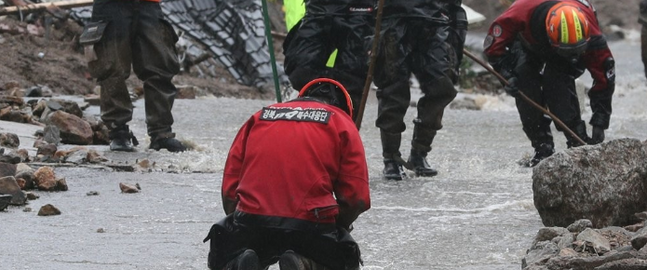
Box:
[260,0,282,102]
[354,0,385,130]
[0,0,93,15]
[462,49,587,146]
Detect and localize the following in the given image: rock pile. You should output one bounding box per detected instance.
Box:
[522,217,647,270]
[526,138,647,269]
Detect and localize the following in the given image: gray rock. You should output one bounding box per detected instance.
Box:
[0,133,19,148]
[535,227,571,243]
[523,241,560,269]
[593,258,647,270]
[577,228,611,254]
[0,194,11,211]
[631,226,647,250]
[533,139,647,228]
[568,219,594,233]
[0,176,27,205]
[43,125,60,145]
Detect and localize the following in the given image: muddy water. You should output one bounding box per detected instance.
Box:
[2,33,647,270]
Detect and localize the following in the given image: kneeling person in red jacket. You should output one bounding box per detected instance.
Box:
[204,78,371,270]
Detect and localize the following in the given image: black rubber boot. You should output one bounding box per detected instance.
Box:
[279,250,329,270]
[236,249,261,270]
[565,120,591,148]
[221,249,261,270]
[149,134,187,153]
[279,250,306,270]
[527,143,555,167]
[380,131,406,180]
[383,158,406,181]
[109,125,138,152]
[407,149,438,177]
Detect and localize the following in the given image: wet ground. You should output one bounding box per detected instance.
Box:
[2,33,647,270]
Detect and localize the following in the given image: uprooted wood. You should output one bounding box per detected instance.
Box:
[0,0,93,16]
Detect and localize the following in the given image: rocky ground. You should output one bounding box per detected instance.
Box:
[0,0,642,100]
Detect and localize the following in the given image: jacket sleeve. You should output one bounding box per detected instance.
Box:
[583,36,615,129]
[483,7,525,66]
[334,126,370,230]
[221,115,256,215]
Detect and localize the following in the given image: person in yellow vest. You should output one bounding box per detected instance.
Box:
[284,0,338,68]
[282,0,375,120]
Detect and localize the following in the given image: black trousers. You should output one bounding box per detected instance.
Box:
[205,214,361,270]
[283,14,374,119]
[373,18,458,152]
[88,0,180,137]
[513,49,585,148]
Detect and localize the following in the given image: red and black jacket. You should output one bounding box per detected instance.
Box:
[221,99,370,232]
[484,0,614,128]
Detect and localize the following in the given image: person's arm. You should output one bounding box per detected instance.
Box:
[483,6,524,64]
[221,116,256,214]
[334,128,370,230]
[581,35,614,144]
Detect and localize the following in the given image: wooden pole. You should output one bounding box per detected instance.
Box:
[354,0,385,130]
[462,49,587,146]
[0,0,94,16]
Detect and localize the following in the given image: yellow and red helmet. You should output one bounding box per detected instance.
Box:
[545,3,590,61]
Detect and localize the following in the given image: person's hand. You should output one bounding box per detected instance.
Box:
[589,126,605,144]
[504,77,521,98]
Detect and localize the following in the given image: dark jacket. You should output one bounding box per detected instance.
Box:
[305,0,376,15]
[381,0,454,23]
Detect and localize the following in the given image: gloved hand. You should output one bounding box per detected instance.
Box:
[589,126,605,144]
[504,77,521,98]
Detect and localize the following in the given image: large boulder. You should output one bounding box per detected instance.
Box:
[533,138,647,228]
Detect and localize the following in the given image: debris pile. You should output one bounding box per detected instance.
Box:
[522,217,647,270]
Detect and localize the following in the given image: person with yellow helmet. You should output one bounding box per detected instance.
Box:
[483,0,614,167]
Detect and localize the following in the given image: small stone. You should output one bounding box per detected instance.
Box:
[37,204,61,216]
[25,192,39,200]
[119,183,139,193]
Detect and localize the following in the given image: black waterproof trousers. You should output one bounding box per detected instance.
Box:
[283,13,374,119]
[513,49,587,149]
[88,0,180,137]
[205,212,361,270]
[373,18,458,156]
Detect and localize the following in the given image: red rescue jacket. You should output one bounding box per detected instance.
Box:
[222,99,370,231]
[483,0,613,93]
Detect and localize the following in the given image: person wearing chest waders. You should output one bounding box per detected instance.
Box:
[81,0,187,153]
[373,0,466,181]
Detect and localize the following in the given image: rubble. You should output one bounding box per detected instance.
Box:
[522,218,647,270]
